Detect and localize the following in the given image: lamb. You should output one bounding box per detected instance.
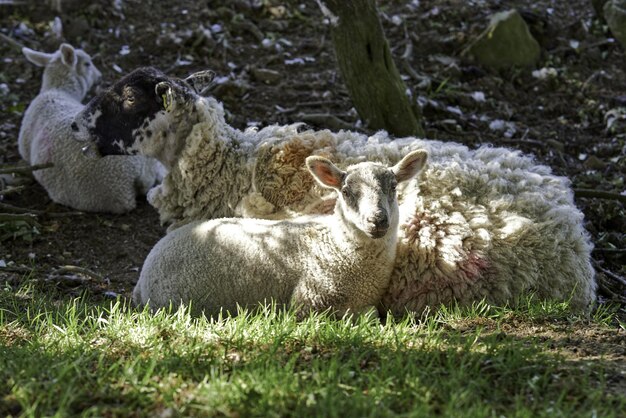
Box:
[17,44,163,213]
[133,150,427,317]
[73,67,596,315]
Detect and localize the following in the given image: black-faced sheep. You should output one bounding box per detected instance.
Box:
[18,45,163,213]
[73,67,597,315]
[133,150,427,318]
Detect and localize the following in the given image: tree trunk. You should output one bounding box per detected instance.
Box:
[321,0,424,137]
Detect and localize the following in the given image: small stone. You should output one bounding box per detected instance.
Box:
[583,155,607,170]
[468,9,541,70]
[250,68,282,85]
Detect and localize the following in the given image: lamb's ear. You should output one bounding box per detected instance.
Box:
[392,150,428,183]
[22,47,53,67]
[59,43,77,68]
[155,81,174,111]
[306,156,345,190]
[184,70,215,94]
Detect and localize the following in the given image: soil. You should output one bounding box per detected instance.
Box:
[0,0,624,393]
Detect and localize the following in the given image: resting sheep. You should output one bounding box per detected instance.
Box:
[73,67,597,315]
[133,150,427,317]
[17,44,162,213]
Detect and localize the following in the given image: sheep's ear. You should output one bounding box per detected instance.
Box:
[306,156,345,190]
[155,81,174,110]
[59,43,77,68]
[392,150,428,183]
[22,47,53,67]
[184,70,215,94]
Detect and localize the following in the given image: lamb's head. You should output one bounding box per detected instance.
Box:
[72,67,214,164]
[23,43,101,97]
[306,150,428,239]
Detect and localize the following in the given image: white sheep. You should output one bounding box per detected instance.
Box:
[74,67,596,315]
[133,150,427,317]
[17,44,163,213]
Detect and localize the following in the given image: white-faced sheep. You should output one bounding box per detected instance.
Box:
[17,44,163,213]
[133,150,427,317]
[74,67,596,315]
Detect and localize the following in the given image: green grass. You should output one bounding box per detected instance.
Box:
[0,282,623,417]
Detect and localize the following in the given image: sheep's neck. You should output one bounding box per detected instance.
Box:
[167,101,255,221]
[41,69,88,100]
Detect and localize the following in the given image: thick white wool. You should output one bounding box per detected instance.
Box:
[132,94,596,314]
[18,45,162,213]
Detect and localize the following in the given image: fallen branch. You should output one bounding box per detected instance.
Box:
[592,259,626,287]
[596,274,626,304]
[0,32,27,51]
[53,265,107,282]
[0,185,26,196]
[574,189,626,204]
[0,265,34,274]
[0,212,38,224]
[297,113,355,131]
[592,248,626,255]
[0,202,84,218]
[0,163,54,176]
[0,202,41,214]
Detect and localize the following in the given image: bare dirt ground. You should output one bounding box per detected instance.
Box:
[0,0,624,391]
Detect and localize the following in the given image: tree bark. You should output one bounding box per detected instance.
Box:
[321,0,424,137]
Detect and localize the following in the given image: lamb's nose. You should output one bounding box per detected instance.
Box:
[367,213,389,230]
[70,122,79,132]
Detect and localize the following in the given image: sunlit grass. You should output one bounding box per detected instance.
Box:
[0,282,623,417]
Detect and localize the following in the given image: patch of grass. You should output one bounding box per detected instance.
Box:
[0,283,624,417]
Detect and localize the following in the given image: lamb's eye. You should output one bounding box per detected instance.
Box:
[342,187,350,197]
[84,62,91,67]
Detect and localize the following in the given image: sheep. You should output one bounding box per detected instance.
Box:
[73,67,596,315]
[133,150,427,317]
[17,44,163,213]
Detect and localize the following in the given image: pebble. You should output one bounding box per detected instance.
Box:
[251,68,281,85]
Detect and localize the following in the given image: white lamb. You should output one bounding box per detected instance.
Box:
[74,67,596,315]
[17,44,162,213]
[133,150,427,317]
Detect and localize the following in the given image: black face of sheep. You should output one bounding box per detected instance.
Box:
[73,67,213,156]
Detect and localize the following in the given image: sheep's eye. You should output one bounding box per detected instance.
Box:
[84,62,91,67]
[341,187,350,197]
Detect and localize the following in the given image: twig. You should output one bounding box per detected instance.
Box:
[231,18,265,43]
[0,163,54,176]
[0,265,33,274]
[296,113,356,131]
[574,189,626,204]
[0,202,42,214]
[0,185,26,196]
[45,211,85,218]
[0,32,27,51]
[592,259,626,287]
[275,100,339,114]
[592,248,626,255]
[0,212,38,224]
[0,202,84,218]
[53,265,107,282]
[497,138,548,148]
[596,275,626,303]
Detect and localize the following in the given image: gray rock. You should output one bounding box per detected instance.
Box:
[604,0,626,49]
[250,68,282,85]
[468,9,541,70]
